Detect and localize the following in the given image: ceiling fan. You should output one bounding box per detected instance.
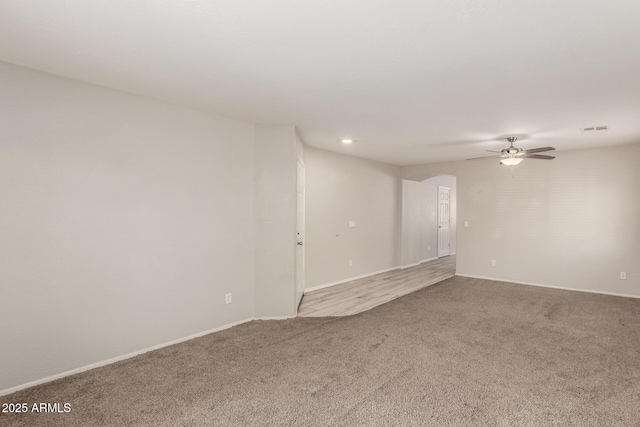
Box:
[467,137,555,165]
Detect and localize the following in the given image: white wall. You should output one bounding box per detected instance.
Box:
[401,180,422,266]
[0,62,258,392]
[296,130,306,166]
[305,147,399,289]
[254,125,298,318]
[402,143,640,297]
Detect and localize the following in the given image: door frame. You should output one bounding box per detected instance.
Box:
[295,159,306,311]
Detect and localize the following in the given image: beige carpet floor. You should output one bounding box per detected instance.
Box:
[2,276,640,426]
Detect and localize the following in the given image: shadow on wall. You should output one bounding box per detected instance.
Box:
[400,174,456,268]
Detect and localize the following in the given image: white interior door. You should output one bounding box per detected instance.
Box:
[437,186,451,258]
[295,160,306,310]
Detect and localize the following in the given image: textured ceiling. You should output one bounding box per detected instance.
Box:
[1,0,639,165]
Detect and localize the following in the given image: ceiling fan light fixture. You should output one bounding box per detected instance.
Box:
[500,157,523,166]
[466,136,555,164]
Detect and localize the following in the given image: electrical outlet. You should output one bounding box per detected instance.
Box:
[620,272,627,280]
[348,260,353,267]
[491,260,496,267]
[225,293,232,304]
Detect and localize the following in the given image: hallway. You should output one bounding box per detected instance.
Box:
[298,256,456,317]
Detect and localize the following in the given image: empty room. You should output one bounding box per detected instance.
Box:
[1,1,639,426]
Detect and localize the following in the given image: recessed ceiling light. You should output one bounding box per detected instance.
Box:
[340,139,354,144]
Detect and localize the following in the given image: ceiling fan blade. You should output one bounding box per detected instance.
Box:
[486,150,502,153]
[523,154,555,160]
[466,155,498,161]
[524,146,555,154]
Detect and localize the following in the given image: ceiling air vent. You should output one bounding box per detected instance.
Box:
[582,126,608,132]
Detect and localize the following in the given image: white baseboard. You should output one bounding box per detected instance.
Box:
[1,316,266,397]
[455,274,640,299]
[257,315,295,321]
[305,266,398,293]
[403,256,443,268]
[400,262,421,269]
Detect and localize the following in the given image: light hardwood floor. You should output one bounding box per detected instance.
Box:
[298,255,456,317]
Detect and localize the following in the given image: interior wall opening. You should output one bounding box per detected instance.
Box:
[401,174,457,271]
